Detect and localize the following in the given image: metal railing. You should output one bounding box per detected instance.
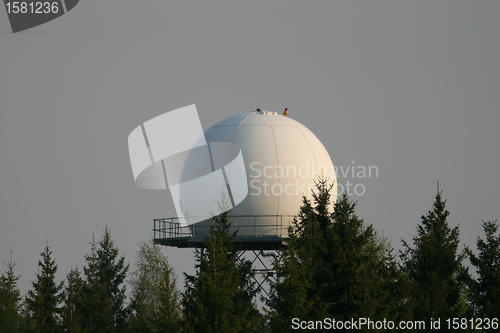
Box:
[153,215,296,241]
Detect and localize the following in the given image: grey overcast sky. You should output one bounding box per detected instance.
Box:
[1,0,500,294]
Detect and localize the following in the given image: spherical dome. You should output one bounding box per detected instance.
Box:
[189,110,336,239]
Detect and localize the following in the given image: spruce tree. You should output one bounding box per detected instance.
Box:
[61,267,85,333]
[467,220,500,318]
[401,189,467,326]
[128,238,183,333]
[156,259,183,332]
[25,243,63,333]
[81,227,129,333]
[326,192,387,320]
[268,188,319,331]
[183,211,262,333]
[269,180,392,331]
[379,244,413,326]
[0,252,24,333]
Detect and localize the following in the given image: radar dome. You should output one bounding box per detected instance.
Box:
[189,110,337,241]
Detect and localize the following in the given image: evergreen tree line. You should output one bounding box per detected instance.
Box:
[1,180,500,332]
[267,180,500,332]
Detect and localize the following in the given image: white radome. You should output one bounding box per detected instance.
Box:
[186,110,337,239]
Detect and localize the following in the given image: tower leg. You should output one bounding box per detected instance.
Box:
[238,249,281,301]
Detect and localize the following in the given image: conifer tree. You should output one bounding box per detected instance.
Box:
[81,227,129,333]
[401,189,467,324]
[268,189,319,331]
[379,244,413,326]
[128,238,183,333]
[269,180,393,330]
[25,243,63,333]
[183,211,262,333]
[0,252,24,333]
[467,220,500,318]
[156,257,183,332]
[326,192,386,319]
[61,267,85,333]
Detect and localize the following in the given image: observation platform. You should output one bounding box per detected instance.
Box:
[153,215,294,250]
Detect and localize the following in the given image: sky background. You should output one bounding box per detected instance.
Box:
[1,0,500,295]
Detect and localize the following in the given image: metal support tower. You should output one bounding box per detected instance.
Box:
[153,216,290,301]
[238,249,281,299]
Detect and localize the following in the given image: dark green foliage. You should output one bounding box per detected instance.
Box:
[467,220,500,318]
[128,238,183,333]
[0,252,24,333]
[25,244,64,333]
[379,245,413,327]
[80,228,129,333]
[61,267,86,333]
[183,211,262,333]
[267,184,324,331]
[401,190,468,325]
[326,191,388,320]
[269,180,394,331]
[3,185,498,332]
[156,262,183,332]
